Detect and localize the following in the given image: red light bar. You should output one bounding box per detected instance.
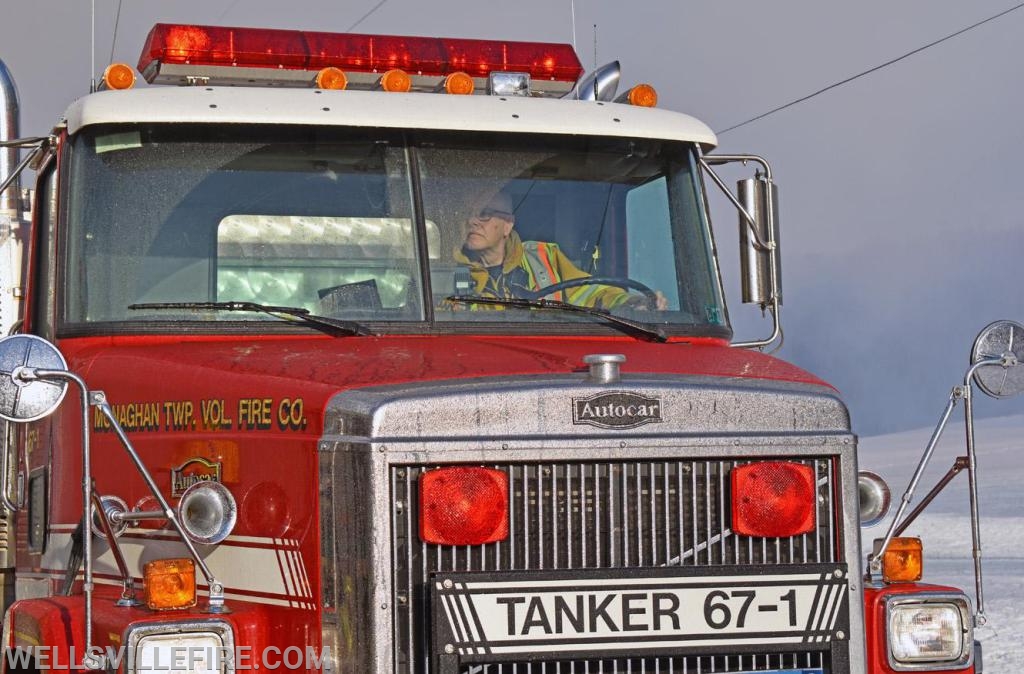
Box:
[139,24,307,71]
[138,24,583,85]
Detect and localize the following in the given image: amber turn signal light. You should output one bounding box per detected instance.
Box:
[881,537,923,583]
[625,83,658,107]
[379,69,411,92]
[143,558,197,610]
[443,71,474,95]
[315,67,348,90]
[102,63,136,90]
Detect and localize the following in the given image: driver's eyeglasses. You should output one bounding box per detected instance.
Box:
[473,207,514,222]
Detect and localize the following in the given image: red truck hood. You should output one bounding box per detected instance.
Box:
[59,334,830,396]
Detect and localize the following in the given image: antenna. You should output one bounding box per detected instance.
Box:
[90,0,96,93]
[108,0,124,66]
[593,23,598,70]
[570,0,577,51]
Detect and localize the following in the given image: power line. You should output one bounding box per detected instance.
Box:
[216,0,242,21]
[716,2,1024,136]
[347,1,389,32]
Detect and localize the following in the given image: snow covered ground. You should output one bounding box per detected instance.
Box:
[859,413,1024,670]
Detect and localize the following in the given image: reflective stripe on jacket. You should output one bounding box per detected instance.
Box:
[453,232,627,309]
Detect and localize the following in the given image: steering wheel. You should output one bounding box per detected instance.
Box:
[526,276,659,308]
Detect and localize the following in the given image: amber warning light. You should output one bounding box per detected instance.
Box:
[137,23,583,89]
[101,63,136,90]
[143,558,197,610]
[879,537,924,583]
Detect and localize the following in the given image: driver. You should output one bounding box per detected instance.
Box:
[454,190,667,310]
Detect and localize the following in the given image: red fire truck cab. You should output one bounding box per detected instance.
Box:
[0,23,977,674]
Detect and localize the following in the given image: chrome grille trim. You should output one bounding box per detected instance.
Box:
[455,649,829,673]
[392,457,839,673]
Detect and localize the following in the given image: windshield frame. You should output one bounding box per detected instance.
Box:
[55,123,730,341]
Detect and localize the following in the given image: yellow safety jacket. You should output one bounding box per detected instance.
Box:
[453,232,628,309]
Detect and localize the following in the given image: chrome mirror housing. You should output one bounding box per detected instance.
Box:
[0,334,69,422]
[737,176,781,308]
[970,319,1024,398]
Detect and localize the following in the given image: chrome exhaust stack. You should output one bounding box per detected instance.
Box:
[0,60,21,597]
[0,58,26,339]
[0,57,19,215]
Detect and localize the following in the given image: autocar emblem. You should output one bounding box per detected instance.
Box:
[171,457,222,497]
[572,390,663,429]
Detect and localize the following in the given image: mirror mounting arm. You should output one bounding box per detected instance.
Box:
[0,423,24,511]
[868,386,961,578]
[20,367,105,669]
[893,456,970,538]
[89,486,141,607]
[961,358,1002,626]
[91,394,230,614]
[869,356,1004,625]
[699,157,774,252]
[700,154,782,351]
[0,136,52,198]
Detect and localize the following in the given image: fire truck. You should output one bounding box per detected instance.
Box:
[0,21,996,674]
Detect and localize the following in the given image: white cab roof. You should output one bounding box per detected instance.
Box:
[62,87,718,149]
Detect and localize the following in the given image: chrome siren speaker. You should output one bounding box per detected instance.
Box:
[858,470,891,528]
[92,495,130,539]
[177,481,237,545]
[574,61,620,102]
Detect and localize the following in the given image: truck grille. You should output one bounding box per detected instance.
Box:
[390,458,839,673]
[458,651,829,673]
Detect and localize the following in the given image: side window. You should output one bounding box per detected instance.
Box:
[31,159,59,338]
[626,178,680,310]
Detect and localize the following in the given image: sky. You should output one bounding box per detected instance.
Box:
[1,0,1023,434]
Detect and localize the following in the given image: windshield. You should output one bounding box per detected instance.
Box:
[63,124,726,336]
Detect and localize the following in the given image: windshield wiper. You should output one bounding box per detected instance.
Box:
[445,295,667,343]
[129,301,371,336]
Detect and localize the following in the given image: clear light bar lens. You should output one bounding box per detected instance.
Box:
[489,72,531,97]
[889,603,965,662]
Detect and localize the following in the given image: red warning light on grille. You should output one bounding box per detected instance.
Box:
[731,461,817,538]
[420,467,508,545]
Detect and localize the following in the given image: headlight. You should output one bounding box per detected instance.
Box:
[126,621,235,674]
[886,593,972,671]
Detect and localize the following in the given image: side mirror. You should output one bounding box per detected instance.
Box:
[738,176,781,308]
[0,334,69,422]
[970,319,1024,398]
[871,318,1022,626]
[699,154,783,350]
